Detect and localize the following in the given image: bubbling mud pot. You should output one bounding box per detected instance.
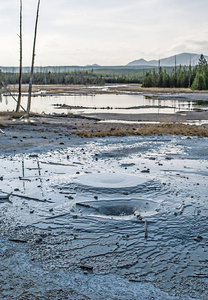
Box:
[75,198,159,220]
[0,134,207,299]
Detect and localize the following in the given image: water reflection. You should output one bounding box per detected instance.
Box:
[0,93,207,115]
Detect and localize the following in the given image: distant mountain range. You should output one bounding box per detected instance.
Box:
[127,53,208,67]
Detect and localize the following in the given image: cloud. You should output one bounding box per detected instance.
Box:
[1,0,208,66]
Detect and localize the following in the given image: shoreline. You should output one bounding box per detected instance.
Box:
[0,83,208,142]
[2,83,208,95]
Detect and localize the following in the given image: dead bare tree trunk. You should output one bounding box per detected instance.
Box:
[1,80,26,112]
[27,0,40,114]
[16,0,23,112]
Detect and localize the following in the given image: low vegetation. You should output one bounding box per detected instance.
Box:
[74,123,208,138]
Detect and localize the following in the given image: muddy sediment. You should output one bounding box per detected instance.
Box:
[0,125,207,299]
[0,85,208,299]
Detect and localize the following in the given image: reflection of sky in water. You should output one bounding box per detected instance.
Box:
[0,93,208,115]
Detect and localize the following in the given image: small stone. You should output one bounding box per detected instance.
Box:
[136,214,142,220]
[194,236,203,242]
[80,265,93,271]
[141,169,150,173]
[29,154,38,158]
[35,237,42,243]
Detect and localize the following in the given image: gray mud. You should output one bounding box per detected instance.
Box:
[0,134,208,299]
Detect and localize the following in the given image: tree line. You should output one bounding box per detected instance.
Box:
[142,54,208,90]
[0,70,143,86]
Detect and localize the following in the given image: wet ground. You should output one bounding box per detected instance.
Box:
[1,85,208,124]
[0,133,208,299]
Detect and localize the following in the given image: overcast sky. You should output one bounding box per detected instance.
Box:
[1,0,208,66]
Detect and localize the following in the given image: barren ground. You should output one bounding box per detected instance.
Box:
[0,85,208,299]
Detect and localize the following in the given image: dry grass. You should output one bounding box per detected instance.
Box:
[5,84,208,95]
[0,112,26,119]
[0,122,7,128]
[74,123,208,138]
[0,111,40,119]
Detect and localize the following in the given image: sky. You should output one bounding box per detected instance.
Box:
[1,0,208,66]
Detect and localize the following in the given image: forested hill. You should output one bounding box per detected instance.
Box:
[142,54,208,90]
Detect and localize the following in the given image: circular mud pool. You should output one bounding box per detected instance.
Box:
[76,199,159,220]
[74,173,150,189]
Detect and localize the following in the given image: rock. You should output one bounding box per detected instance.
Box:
[136,214,143,220]
[80,265,93,271]
[29,154,38,158]
[141,169,150,173]
[194,236,203,242]
[35,237,42,243]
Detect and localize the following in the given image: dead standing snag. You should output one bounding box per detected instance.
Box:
[27,0,41,114]
[16,0,23,112]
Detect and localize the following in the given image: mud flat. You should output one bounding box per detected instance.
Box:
[0,120,208,299]
[0,84,208,299]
